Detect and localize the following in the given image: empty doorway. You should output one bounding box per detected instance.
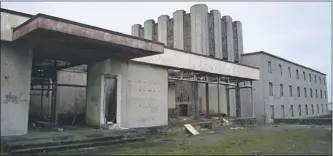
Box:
[103,75,118,124]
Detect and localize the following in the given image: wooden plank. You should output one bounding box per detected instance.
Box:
[184,124,200,135]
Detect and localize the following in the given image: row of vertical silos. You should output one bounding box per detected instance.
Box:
[131,4,243,62]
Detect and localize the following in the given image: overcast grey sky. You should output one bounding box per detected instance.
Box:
[1,2,331,102]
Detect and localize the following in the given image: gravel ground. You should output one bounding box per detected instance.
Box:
[48,124,332,155]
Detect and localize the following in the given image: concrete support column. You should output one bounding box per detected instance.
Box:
[173,10,185,50]
[131,24,142,37]
[158,15,169,45]
[235,81,241,117]
[1,42,33,136]
[210,10,223,59]
[222,15,234,62]
[144,20,155,40]
[86,59,112,127]
[190,4,209,56]
[233,21,243,62]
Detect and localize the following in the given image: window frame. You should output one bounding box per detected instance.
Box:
[268,61,272,74]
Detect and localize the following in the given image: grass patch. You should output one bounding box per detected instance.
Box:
[108,131,317,155]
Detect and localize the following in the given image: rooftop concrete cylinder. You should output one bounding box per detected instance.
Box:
[158,15,169,45]
[131,24,142,37]
[222,15,234,62]
[190,4,209,56]
[173,10,185,50]
[210,10,223,59]
[233,21,243,62]
[144,19,155,40]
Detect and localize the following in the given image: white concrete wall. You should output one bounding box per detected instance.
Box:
[56,70,86,115]
[1,11,30,41]
[86,58,168,128]
[132,48,260,80]
[86,59,110,126]
[124,61,168,128]
[241,53,329,124]
[1,42,33,136]
[241,54,265,123]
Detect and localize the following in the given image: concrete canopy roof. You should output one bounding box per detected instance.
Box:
[12,13,164,64]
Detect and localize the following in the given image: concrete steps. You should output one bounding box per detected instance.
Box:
[10,137,145,154]
[4,129,148,155]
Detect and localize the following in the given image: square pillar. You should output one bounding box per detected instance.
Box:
[1,42,33,136]
[86,58,113,127]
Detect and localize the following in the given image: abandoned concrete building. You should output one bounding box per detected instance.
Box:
[0,4,328,138]
[0,7,259,137]
[130,4,329,124]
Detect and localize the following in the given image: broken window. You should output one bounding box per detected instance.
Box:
[303,71,306,81]
[270,105,274,119]
[322,104,324,113]
[320,90,323,99]
[314,75,317,83]
[317,104,319,114]
[309,74,312,82]
[291,105,294,117]
[311,104,314,114]
[319,77,321,84]
[310,88,313,98]
[288,67,291,78]
[316,89,318,98]
[297,87,300,97]
[269,82,273,96]
[281,105,285,118]
[268,61,272,74]
[279,64,282,76]
[304,88,307,98]
[298,105,301,116]
[280,84,283,97]
[296,69,299,80]
[289,85,292,97]
[305,105,308,115]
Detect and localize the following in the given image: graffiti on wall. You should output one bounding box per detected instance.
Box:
[2,92,27,104]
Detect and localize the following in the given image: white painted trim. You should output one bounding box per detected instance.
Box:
[132,48,260,80]
[116,74,122,126]
[100,74,122,127]
[100,76,105,126]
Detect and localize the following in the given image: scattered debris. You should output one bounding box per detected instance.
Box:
[222,118,231,126]
[184,124,200,135]
[230,127,243,130]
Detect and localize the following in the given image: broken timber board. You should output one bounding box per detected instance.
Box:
[184,124,200,135]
